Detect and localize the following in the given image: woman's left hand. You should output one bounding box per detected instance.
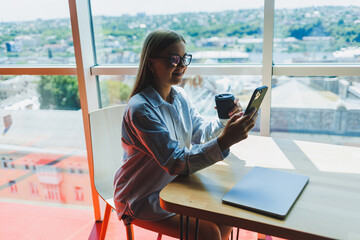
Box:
[228,98,243,118]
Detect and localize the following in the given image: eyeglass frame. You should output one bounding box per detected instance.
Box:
[151,53,192,67]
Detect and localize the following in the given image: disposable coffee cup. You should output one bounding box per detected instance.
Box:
[215,93,235,119]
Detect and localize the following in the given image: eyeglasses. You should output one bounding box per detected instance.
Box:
[153,54,192,67]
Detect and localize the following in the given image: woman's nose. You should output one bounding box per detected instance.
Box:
[177,60,186,68]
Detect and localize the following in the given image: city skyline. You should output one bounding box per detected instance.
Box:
[0,0,360,22]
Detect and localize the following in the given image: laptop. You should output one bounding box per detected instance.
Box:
[222,167,309,219]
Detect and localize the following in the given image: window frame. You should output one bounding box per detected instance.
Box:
[1,0,360,222]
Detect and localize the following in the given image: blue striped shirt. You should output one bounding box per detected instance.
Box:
[114,85,229,221]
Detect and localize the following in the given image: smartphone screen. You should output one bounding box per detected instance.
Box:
[244,86,268,116]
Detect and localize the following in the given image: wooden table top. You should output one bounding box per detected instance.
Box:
[160,135,360,240]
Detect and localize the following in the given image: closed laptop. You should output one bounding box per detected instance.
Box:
[222,167,309,219]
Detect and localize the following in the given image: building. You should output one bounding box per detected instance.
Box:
[5,41,22,52]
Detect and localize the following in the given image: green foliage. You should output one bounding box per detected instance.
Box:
[270,6,360,52]
[37,75,80,110]
[288,20,327,40]
[0,76,14,81]
[100,80,131,106]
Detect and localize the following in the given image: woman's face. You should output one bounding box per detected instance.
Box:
[149,41,188,87]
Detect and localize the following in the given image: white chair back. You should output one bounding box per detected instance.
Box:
[89,104,126,203]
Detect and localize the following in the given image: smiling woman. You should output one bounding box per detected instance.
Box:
[149,41,189,96]
[112,29,257,240]
[129,30,187,99]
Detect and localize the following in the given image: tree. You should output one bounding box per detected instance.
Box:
[48,49,53,59]
[37,75,80,110]
[100,80,131,106]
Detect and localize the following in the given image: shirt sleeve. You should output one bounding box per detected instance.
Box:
[126,109,226,176]
[189,100,225,145]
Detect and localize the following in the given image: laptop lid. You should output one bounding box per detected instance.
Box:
[222,167,309,219]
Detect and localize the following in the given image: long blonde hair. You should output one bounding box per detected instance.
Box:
[130,30,185,98]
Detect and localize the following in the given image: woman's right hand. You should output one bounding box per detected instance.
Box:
[217,109,258,152]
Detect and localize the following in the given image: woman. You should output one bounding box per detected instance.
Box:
[114,29,258,240]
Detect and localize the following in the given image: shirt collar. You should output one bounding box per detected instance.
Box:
[141,85,180,108]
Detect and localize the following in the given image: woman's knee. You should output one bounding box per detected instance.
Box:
[197,220,221,240]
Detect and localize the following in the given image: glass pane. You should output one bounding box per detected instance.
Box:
[90,0,264,64]
[99,74,263,133]
[274,1,360,64]
[0,75,91,207]
[270,75,360,146]
[99,75,135,107]
[0,1,75,64]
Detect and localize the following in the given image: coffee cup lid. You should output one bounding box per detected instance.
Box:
[215,93,234,101]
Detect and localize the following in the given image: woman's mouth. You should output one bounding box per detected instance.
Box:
[173,72,183,76]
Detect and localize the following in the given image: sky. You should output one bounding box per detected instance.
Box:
[0,0,359,22]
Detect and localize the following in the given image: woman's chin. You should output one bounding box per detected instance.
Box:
[171,73,184,83]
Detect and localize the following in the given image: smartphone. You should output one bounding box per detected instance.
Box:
[244,86,268,116]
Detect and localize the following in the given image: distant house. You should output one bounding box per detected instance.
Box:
[5,41,22,53]
[302,36,334,41]
[333,47,360,61]
[15,36,40,48]
[192,51,249,63]
[0,76,27,99]
[44,43,68,53]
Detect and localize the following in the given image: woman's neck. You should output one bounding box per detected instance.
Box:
[152,83,172,103]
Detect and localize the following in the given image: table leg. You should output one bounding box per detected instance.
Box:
[179,215,199,240]
[186,216,189,240]
[194,218,199,240]
[180,215,183,240]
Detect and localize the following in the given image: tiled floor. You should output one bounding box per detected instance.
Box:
[0,201,283,240]
[0,201,177,240]
[0,148,280,240]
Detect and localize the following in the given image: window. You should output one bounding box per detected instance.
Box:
[0,0,75,64]
[29,182,39,196]
[98,75,135,107]
[90,0,264,64]
[0,157,15,168]
[0,75,90,206]
[98,74,263,133]
[274,1,360,64]
[270,76,360,146]
[43,184,61,201]
[8,180,17,193]
[1,1,360,234]
[1,158,7,168]
[74,186,84,201]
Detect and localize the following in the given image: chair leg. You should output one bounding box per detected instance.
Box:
[156,233,162,240]
[100,203,112,240]
[126,224,134,240]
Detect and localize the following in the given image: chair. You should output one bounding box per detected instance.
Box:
[89,104,162,240]
[89,105,247,240]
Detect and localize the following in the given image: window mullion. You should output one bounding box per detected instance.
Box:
[68,0,102,221]
[260,0,275,137]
